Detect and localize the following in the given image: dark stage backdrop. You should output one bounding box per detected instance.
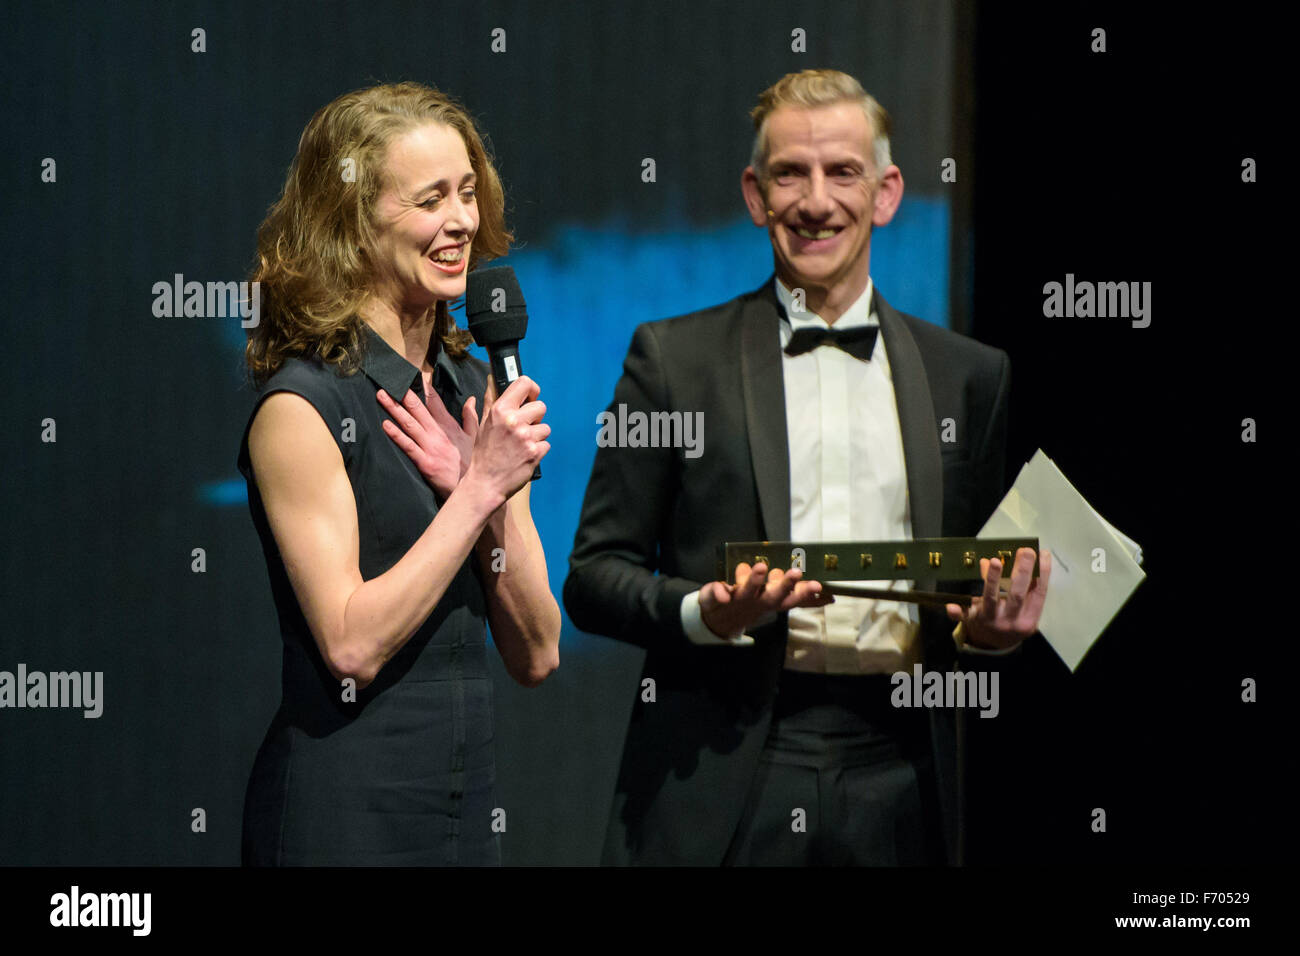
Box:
[1,0,963,865]
[1,0,1282,870]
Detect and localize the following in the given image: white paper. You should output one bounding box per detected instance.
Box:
[978,449,1144,671]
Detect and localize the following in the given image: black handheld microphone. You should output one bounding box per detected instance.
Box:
[466,266,540,481]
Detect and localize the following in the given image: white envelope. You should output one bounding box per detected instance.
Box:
[978,449,1145,671]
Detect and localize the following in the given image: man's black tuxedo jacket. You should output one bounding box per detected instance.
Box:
[564,277,1016,865]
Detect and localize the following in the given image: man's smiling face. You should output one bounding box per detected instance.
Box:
[742,101,901,308]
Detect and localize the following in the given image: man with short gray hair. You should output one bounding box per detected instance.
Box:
[566,69,1048,865]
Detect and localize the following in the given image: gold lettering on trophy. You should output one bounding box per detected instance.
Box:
[997,549,1013,566]
[929,551,942,568]
[895,552,908,570]
[824,554,839,571]
[963,551,976,569]
[860,553,873,569]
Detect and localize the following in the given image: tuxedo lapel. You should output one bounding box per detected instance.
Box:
[875,289,943,540]
[740,281,791,541]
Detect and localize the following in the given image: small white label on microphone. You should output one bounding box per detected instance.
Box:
[504,355,519,381]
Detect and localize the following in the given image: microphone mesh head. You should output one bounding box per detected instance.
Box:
[467,266,525,319]
[466,265,528,345]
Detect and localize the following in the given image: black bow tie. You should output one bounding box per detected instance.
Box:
[784,325,879,361]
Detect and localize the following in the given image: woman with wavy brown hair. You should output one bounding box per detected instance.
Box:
[237,82,559,866]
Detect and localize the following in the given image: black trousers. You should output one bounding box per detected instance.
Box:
[723,672,946,866]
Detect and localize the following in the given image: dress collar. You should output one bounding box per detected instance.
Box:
[360,322,464,400]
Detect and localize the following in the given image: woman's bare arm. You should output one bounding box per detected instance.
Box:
[249,392,504,689]
[473,480,560,687]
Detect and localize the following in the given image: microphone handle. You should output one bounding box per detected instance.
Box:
[488,343,541,481]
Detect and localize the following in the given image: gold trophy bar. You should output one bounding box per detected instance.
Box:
[718,537,1040,585]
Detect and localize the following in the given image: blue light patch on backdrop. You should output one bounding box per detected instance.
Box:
[208,199,950,640]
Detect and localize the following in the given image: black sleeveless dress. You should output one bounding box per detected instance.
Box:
[237,325,499,865]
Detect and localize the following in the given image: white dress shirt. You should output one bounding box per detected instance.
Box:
[681,276,925,674]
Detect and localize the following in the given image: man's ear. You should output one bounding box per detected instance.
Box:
[741,167,769,227]
[872,164,904,227]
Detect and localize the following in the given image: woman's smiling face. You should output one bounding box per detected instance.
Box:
[368,122,479,314]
